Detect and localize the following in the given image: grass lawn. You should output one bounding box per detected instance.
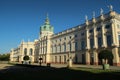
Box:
[0,64,120,80]
[70,67,120,73]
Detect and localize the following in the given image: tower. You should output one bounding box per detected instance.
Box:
[39,14,54,38]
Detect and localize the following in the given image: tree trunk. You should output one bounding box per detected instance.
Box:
[102,59,105,64]
[105,59,108,64]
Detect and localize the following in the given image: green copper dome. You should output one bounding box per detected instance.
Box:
[40,14,54,32]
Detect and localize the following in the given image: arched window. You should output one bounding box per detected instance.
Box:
[29,48,33,55]
[24,48,27,55]
[64,43,66,52]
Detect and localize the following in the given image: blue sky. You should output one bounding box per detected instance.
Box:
[0,0,120,54]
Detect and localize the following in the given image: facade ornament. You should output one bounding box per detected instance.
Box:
[110,5,113,11]
[45,13,50,25]
[85,15,89,25]
[108,5,113,12]
[85,15,88,21]
[100,8,103,15]
[92,11,96,23]
[100,8,105,21]
[93,11,95,18]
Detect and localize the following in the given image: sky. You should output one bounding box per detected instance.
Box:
[0,0,120,54]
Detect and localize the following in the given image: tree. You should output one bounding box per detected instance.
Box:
[98,50,114,70]
[98,50,113,64]
[23,55,29,61]
[0,54,10,61]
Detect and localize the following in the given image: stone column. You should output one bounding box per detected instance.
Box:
[101,23,106,47]
[93,27,97,48]
[46,36,51,63]
[93,50,98,65]
[86,28,90,49]
[111,20,115,45]
[85,51,90,65]
[112,47,120,66]
[111,19,118,46]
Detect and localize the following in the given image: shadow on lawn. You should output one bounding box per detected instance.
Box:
[0,64,120,80]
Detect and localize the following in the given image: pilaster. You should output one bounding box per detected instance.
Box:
[86,28,90,49]
[93,27,97,48]
[46,36,51,63]
[93,50,98,65]
[101,23,106,47]
[111,19,118,47]
[85,50,90,65]
[111,19,116,46]
[112,47,120,66]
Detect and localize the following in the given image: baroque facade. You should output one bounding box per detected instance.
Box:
[10,7,120,66]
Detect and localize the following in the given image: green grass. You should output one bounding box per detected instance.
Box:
[70,67,120,73]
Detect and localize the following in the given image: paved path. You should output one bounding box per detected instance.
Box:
[32,63,120,70]
[1,63,120,70]
[0,64,13,70]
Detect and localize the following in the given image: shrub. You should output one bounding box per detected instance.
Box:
[23,55,29,61]
[98,50,113,64]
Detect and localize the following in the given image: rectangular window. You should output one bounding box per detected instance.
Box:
[105,24,110,29]
[75,42,78,51]
[55,56,57,63]
[107,35,112,46]
[118,35,120,40]
[118,35,120,44]
[64,44,66,52]
[64,55,66,63]
[70,43,72,52]
[75,34,77,38]
[90,38,94,49]
[81,41,85,50]
[45,47,47,53]
[43,48,44,54]
[51,47,53,53]
[60,45,61,52]
[59,56,61,63]
[81,32,84,36]
[89,29,93,33]
[96,27,101,31]
[117,24,120,28]
[55,46,57,53]
[98,37,102,47]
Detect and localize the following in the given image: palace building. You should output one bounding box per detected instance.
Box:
[10,6,120,66]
